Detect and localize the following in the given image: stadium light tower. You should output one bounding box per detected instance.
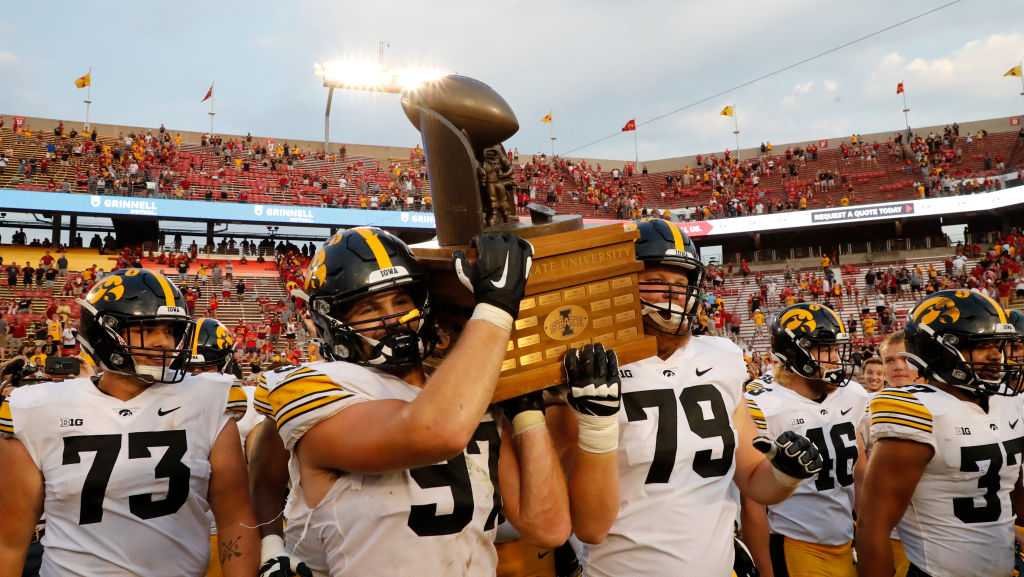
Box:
[315,59,448,154]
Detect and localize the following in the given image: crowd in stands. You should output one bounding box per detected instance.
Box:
[3,116,1021,225]
[0,118,434,212]
[695,229,1024,377]
[519,123,1023,222]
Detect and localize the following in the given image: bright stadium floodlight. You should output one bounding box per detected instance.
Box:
[316,58,448,153]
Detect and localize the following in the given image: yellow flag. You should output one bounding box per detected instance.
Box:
[74,72,91,89]
[1005,64,1022,77]
[720,105,734,117]
[541,112,552,124]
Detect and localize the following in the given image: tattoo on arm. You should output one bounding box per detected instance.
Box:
[218,536,242,563]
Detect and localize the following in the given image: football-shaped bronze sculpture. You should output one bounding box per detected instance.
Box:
[401,74,518,150]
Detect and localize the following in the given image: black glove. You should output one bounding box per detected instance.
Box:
[498,390,545,422]
[752,430,823,480]
[563,343,621,417]
[258,555,312,577]
[454,232,534,318]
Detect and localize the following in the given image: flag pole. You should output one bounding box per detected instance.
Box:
[733,114,740,161]
[83,66,92,132]
[549,116,555,157]
[1019,60,1024,96]
[208,83,216,136]
[634,125,639,170]
[902,87,911,135]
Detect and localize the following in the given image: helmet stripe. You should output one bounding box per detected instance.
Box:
[192,317,208,357]
[977,291,1009,323]
[666,222,685,252]
[151,271,177,308]
[354,227,394,270]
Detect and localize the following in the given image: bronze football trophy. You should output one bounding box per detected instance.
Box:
[402,75,656,401]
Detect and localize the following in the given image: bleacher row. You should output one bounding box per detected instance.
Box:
[522,129,1024,219]
[0,125,430,209]
[1,117,1022,222]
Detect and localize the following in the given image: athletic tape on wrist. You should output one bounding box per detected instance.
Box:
[512,410,546,436]
[260,534,286,565]
[770,465,803,489]
[576,413,619,454]
[471,303,514,332]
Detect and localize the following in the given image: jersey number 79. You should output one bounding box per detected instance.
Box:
[624,384,736,483]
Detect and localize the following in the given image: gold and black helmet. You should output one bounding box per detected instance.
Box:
[189,317,239,376]
[634,219,705,335]
[904,289,1022,396]
[770,302,852,386]
[304,227,436,369]
[78,268,194,384]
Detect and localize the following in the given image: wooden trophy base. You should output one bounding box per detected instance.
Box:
[412,221,657,402]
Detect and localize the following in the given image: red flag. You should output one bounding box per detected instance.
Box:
[202,83,214,103]
[621,119,636,132]
[896,82,904,95]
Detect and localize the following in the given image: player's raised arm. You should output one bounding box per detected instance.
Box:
[291,231,534,473]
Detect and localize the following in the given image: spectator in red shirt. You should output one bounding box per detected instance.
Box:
[208,295,219,317]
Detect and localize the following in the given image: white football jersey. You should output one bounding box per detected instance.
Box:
[870,384,1024,577]
[0,374,240,577]
[584,335,747,577]
[260,361,502,577]
[744,378,868,545]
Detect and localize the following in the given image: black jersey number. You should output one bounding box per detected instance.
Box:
[62,430,191,525]
[407,421,502,537]
[804,422,858,491]
[953,437,1024,524]
[623,384,736,484]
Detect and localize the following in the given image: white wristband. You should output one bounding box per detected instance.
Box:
[260,534,286,565]
[470,303,514,332]
[576,413,619,454]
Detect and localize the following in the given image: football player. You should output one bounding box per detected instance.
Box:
[188,317,260,577]
[860,329,918,576]
[741,302,868,577]
[858,289,1024,577]
[1009,310,1024,366]
[258,227,573,576]
[564,219,824,577]
[0,268,258,577]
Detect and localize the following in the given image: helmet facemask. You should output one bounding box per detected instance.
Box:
[92,314,195,384]
[638,263,704,336]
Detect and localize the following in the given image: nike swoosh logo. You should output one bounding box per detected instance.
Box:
[696,367,712,376]
[841,408,852,415]
[537,550,552,560]
[157,407,181,417]
[1011,419,1020,430]
[491,252,510,289]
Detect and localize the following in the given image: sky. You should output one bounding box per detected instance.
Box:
[1,0,1022,162]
